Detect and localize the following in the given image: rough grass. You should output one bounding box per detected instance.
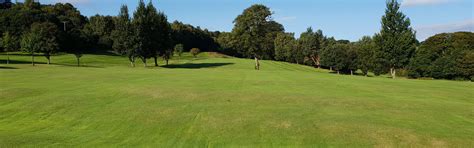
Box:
[0,52,473,147]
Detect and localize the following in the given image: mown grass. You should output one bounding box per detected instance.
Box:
[0,52,473,147]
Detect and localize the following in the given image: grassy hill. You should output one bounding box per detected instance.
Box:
[1,52,473,147]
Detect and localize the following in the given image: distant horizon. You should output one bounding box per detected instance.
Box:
[15,0,474,41]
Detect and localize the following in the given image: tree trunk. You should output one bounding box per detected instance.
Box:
[142,58,147,67]
[391,68,396,79]
[129,56,135,67]
[154,56,158,67]
[351,70,353,76]
[330,67,333,71]
[46,56,51,65]
[337,70,340,75]
[389,68,393,79]
[77,57,80,67]
[316,55,321,69]
[310,56,318,68]
[254,57,260,70]
[31,53,35,66]
[166,59,169,65]
[6,52,9,64]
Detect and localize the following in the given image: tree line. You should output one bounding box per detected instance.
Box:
[215,1,473,80]
[1,0,473,80]
[0,0,213,67]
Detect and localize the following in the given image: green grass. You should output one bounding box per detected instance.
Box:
[1,52,473,147]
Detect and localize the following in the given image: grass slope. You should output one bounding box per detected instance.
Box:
[1,53,473,147]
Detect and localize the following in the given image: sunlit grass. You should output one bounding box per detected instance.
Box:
[1,52,473,147]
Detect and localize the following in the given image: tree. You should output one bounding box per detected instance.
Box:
[174,44,184,61]
[36,22,59,65]
[356,36,377,76]
[321,43,352,74]
[147,1,172,67]
[2,32,17,64]
[20,22,59,66]
[274,32,296,62]
[346,44,358,76]
[69,27,93,67]
[131,0,172,67]
[190,48,200,58]
[231,4,284,70]
[298,27,321,68]
[457,51,474,81]
[83,15,115,50]
[112,5,139,67]
[321,44,337,72]
[162,48,173,65]
[112,5,131,55]
[21,27,41,66]
[408,32,474,80]
[171,21,219,52]
[376,0,417,79]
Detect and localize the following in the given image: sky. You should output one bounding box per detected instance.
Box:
[22,0,474,41]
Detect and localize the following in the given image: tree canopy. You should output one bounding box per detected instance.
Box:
[375,0,418,78]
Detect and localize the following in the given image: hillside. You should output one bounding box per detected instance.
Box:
[1,53,473,147]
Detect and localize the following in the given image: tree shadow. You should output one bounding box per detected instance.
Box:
[0,66,18,69]
[0,59,47,64]
[53,63,104,68]
[162,62,234,69]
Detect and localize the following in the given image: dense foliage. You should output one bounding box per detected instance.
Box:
[374,0,417,78]
[408,32,474,80]
[0,0,471,81]
[229,5,284,63]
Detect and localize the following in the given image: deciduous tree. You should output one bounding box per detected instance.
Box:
[231,4,284,70]
[298,27,321,68]
[2,32,17,64]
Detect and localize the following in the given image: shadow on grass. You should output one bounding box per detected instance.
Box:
[53,63,104,68]
[162,62,234,69]
[0,59,47,65]
[327,71,375,77]
[0,60,103,68]
[0,66,18,69]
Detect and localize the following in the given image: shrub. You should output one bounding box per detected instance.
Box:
[190,48,200,58]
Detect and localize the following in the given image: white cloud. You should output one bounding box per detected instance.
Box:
[401,0,453,7]
[415,19,474,41]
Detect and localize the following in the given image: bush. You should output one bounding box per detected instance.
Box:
[190,48,200,58]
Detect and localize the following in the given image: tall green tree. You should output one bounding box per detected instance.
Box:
[21,26,42,66]
[231,4,284,70]
[274,32,296,62]
[147,1,172,67]
[37,22,60,65]
[112,5,131,55]
[111,5,138,67]
[2,32,17,64]
[356,36,377,76]
[298,27,321,68]
[132,0,154,67]
[376,0,417,79]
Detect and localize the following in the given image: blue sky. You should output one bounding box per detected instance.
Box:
[26,0,473,41]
